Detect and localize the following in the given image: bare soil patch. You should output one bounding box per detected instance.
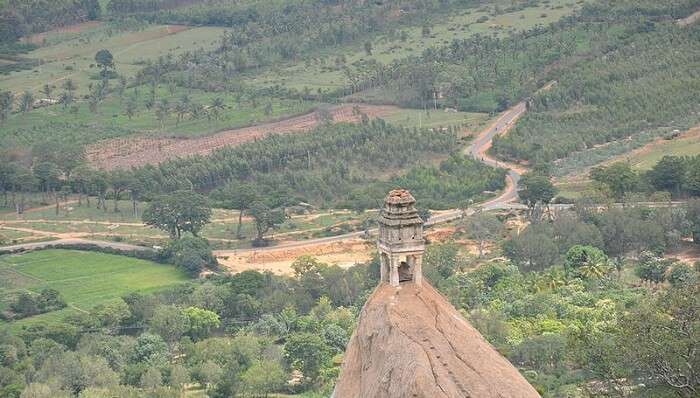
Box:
[22,21,103,45]
[215,239,373,275]
[88,104,400,170]
[668,242,700,265]
[678,9,700,26]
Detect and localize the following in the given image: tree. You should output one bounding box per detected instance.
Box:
[647,156,686,196]
[685,157,700,197]
[142,190,212,239]
[95,49,114,78]
[283,332,330,382]
[619,284,699,397]
[109,169,131,212]
[124,96,137,120]
[62,79,76,96]
[41,84,52,100]
[182,307,220,341]
[687,199,700,244]
[196,360,222,391]
[518,172,556,217]
[590,162,638,200]
[564,245,609,279]
[85,0,101,19]
[149,305,190,345]
[0,91,14,123]
[19,91,33,113]
[221,184,258,239]
[503,225,559,272]
[248,202,285,244]
[130,333,168,366]
[161,236,218,275]
[169,364,189,392]
[364,41,372,55]
[155,99,169,129]
[635,251,671,284]
[94,298,130,333]
[59,91,74,110]
[209,97,225,120]
[667,264,698,288]
[140,367,162,390]
[240,360,286,397]
[174,100,188,126]
[463,210,503,257]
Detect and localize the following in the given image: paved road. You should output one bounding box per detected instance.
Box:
[214,103,530,255]
[0,102,530,256]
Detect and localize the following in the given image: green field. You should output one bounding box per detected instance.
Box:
[0,249,188,329]
[380,108,490,131]
[623,133,700,170]
[248,0,582,92]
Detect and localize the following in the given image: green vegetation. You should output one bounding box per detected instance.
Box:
[492,0,700,168]
[618,132,700,171]
[0,249,188,329]
[588,155,700,200]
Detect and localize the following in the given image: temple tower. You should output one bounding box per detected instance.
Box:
[377,189,425,287]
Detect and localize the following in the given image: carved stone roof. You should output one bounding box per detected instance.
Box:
[378,189,423,228]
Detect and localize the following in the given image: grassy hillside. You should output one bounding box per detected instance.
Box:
[491,1,700,170]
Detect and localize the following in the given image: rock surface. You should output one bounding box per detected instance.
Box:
[333,282,540,398]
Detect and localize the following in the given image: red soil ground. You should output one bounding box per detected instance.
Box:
[87,104,400,170]
[22,21,103,45]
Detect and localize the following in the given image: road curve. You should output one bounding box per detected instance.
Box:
[1,103,528,256]
[214,103,529,255]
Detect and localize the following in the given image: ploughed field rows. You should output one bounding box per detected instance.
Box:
[87,104,400,170]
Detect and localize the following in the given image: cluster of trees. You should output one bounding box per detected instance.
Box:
[443,256,699,397]
[492,3,700,165]
[134,119,460,207]
[0,213,698,397]
[113,0,485,98]
[0,250,385,397]
[504,201,699,273]
[0,0,101,44]
[392,154,506,210]
[106,0,198,14]
[590,156,700,200]
[1,288,66,320]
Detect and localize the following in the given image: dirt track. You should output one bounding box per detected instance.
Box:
[88,104,400,170]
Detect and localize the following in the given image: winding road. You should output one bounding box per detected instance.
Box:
[1,101,529,255]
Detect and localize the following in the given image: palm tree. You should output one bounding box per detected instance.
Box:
[189,103,204,120]
[210,97,225,120]
[579,259,610,280]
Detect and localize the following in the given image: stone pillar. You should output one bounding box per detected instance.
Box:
[389,255,400,287]
[413,255,423,287]
[379,253,387,283]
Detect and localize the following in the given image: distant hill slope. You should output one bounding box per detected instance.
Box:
[333,282,540,398]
